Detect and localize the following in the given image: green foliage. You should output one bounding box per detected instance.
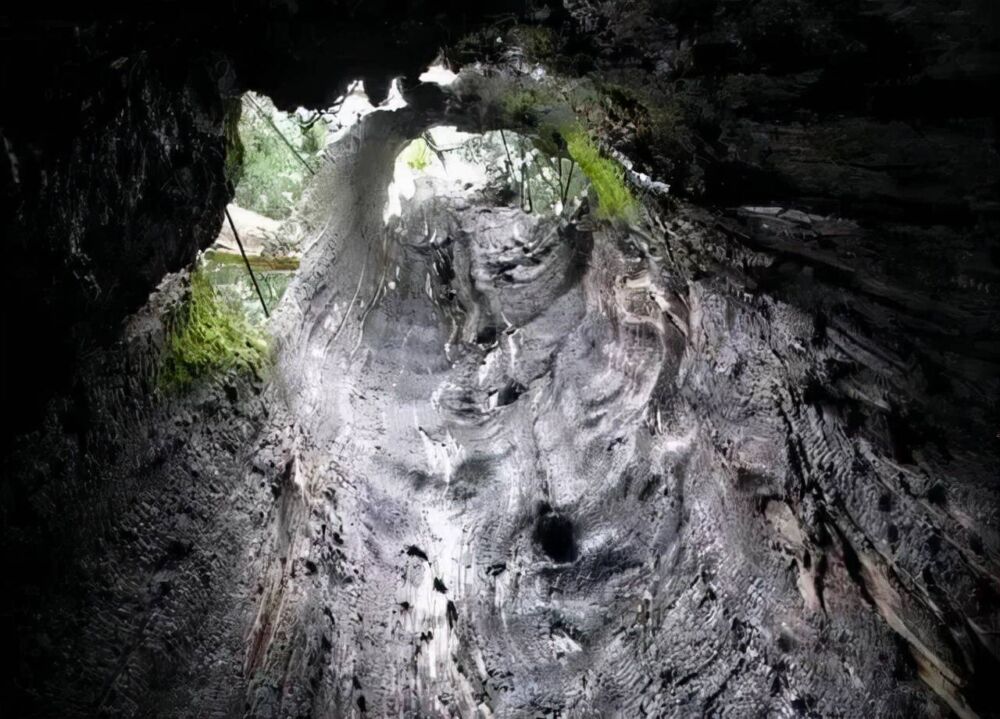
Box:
[561,127,637,220]
[498,83,572,128]
[501,87,549,124]
[462,76,642,218]
[509,25,557,63]
[452,23,561,67]
[403,138,432,171]
[300,122,327,156]
[159,269,270,391]
[234,93,326,220]
[453,27,504,66]
[482,130,588,215]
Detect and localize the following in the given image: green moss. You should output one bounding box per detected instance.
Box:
[403,138,432,171]
[461,76,642,218]
[561,126,637,220]
[159,269,270,391]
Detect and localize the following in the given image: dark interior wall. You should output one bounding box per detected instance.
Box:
[561,0,1000,216]
[560,0,1000,452]
[0,2,545,441]
[1,22,233,438]
[4,0,997,441]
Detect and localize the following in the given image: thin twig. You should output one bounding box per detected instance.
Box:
[224,207,270,318]
[521,143,534,212]
[499,129,516,191]
[534,155,563,197]
[421,131,449,169]
[562,159,575,205]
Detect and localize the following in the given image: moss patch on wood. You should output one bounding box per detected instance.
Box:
[561,126,637,220]
[159,269,270,391]
[464,76,642,221]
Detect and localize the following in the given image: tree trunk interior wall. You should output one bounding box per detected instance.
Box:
[1,3,997,717]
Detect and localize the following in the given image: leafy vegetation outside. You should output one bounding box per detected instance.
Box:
[233,93,326,220]
[485,79,641,220]
[403,138,433,171]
